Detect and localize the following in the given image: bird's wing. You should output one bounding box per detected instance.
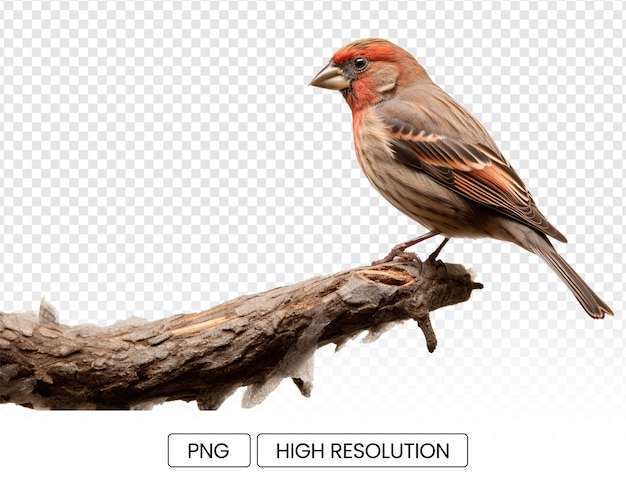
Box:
[377,106,567,242]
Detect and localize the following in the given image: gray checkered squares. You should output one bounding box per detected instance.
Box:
[1,1,623,424]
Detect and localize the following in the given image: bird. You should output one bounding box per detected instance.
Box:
[309,38,613,319]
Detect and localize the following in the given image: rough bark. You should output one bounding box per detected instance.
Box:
[0,260,481,410]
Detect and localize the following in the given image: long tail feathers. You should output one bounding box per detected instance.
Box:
[527,238,614,319]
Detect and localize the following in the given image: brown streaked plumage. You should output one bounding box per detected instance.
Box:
[310,38,613,319]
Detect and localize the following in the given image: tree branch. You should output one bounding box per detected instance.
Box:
[0,260,481,410]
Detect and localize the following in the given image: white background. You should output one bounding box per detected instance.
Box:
[1,1,624,493]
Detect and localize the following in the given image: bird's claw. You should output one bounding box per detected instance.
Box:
[425,254,447,273]
[372,249,420,266]
[426,252,440,263]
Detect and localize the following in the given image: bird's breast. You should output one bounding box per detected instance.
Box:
[352,109,395,172]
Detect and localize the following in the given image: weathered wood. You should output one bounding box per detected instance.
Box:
[0,260,481,410]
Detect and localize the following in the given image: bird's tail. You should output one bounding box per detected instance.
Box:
[526,236,613,319]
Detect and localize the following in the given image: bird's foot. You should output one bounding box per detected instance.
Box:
[371,231,442,266]
[425,253,447,273]
[425,237,450,264]
[426,251,441,263]
[372,248,420,266]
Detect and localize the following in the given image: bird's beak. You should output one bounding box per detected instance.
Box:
[309,62,350,90]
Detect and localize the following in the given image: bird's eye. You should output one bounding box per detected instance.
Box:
[354,57,368,71]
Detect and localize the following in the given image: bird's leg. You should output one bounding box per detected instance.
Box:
[372,230,440,265]
[426,237,450,263]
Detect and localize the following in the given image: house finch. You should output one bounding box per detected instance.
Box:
[310,38,613,319]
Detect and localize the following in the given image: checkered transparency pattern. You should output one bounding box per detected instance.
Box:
[1,1,623,420]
